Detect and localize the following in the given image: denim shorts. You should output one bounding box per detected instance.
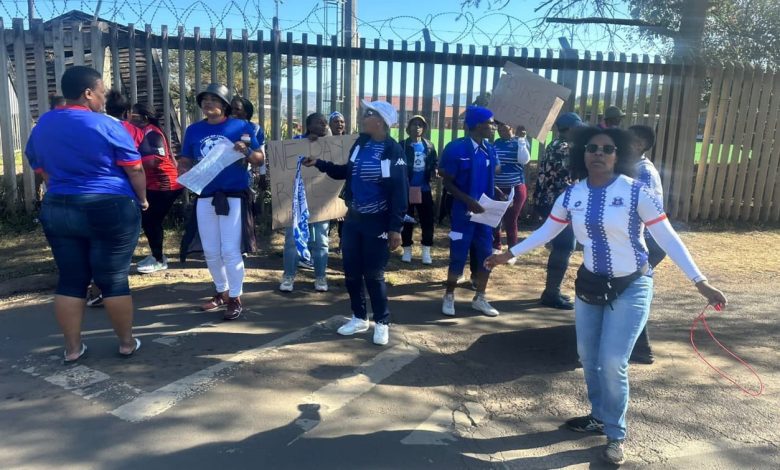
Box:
[40,193,141,298]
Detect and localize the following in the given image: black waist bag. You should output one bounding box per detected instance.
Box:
[575,265,643,307]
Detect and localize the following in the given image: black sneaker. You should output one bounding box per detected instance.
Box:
[540,293,574,310]
[602,439,626,465]
[86,293,104,308]
[565,414,605,433]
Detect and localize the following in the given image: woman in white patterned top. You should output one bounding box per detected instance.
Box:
[486,127,727,466]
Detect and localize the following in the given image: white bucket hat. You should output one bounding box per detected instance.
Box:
[361,99,398,128]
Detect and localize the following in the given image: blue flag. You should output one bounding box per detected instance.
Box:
[292,156,311,262]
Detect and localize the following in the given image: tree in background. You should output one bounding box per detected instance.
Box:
[461,0,780,67]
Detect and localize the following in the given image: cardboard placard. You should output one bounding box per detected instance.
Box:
[488,61,572,142]
[267,134,358,229]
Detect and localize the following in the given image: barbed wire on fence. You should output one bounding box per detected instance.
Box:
[2,0,642,52]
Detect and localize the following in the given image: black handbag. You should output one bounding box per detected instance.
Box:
[574,265,643,307]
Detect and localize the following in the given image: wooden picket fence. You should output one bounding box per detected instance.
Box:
[1,14,778,222]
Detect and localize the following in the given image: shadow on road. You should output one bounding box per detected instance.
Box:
[112,403,608,470]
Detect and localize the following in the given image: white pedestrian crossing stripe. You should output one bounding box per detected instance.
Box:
[111,315,344,422]
[302,342,419,414]
[14,316,426,435]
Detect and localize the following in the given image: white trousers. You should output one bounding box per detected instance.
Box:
[196,197,244,297]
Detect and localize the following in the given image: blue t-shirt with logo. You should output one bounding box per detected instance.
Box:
[25,106,142,200]
[350,140,388,214]
[181,117,259,197]
[409,141,430,191]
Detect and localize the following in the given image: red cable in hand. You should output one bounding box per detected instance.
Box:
[690,304,764,397]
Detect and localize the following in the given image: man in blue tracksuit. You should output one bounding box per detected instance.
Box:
[440,106,502,318]
[304,100,408,345]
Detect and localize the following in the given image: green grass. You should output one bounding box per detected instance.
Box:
[0,151,24,175]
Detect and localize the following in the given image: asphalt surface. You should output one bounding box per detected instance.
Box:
[1,268,777,469]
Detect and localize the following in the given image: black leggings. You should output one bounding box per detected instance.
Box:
[142,189,182,261]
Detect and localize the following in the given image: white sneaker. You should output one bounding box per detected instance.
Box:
[337,316,370,335]
[314,276,328,292]
[442,292,455,316]
[401,246,412,263]
[492,248,503,255]
[373,323,389,345]
[136,255,155,270]
[507,257,517,266]
[279,275,295,292]
[421,246,432,265]
[138,256,168,274]
[472,294,499,317]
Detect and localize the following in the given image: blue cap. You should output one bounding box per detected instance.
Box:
[555,112,583,129]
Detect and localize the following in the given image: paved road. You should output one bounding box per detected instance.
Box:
[1,276,777,469]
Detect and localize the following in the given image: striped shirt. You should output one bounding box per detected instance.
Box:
[493,137,529,187]
[350,140,388,214]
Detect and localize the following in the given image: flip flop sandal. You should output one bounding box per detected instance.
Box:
[119,337,142,358]
[63,343,87,364]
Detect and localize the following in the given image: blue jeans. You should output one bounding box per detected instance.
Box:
[39,193,141,298]
[575,275,654,441]
[341,212,390,324]
[283,221,329,278]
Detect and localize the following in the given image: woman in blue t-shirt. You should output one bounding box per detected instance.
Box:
[25,66,147,361]
[303,100,408,346]
[400,115,438,265]
[179,83,264,321]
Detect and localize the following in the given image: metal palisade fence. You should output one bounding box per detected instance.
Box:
[1,15,778,222]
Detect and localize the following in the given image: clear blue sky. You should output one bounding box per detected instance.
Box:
[2,0,646,53]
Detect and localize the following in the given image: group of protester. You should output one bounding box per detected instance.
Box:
[26,65,727,466]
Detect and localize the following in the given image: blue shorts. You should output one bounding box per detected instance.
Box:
[40,193,141,298]
[448,217,493,275]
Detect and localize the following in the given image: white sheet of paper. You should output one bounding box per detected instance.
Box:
[469,188,515,227]
[178,141,245,195]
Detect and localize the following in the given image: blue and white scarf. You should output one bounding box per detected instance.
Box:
[292,156,311,262]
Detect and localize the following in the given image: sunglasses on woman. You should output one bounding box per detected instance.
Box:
[584,144,617,154]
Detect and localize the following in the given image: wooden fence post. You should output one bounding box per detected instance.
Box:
[754,73,780,222]
[52,21,65,95]
[145,25,154,108]
[0,19,19,211]
[738,70,774,221]
[128,23,138,104]
[691,63,725,220]
[12,19,35,212]
[90,21,105,74]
